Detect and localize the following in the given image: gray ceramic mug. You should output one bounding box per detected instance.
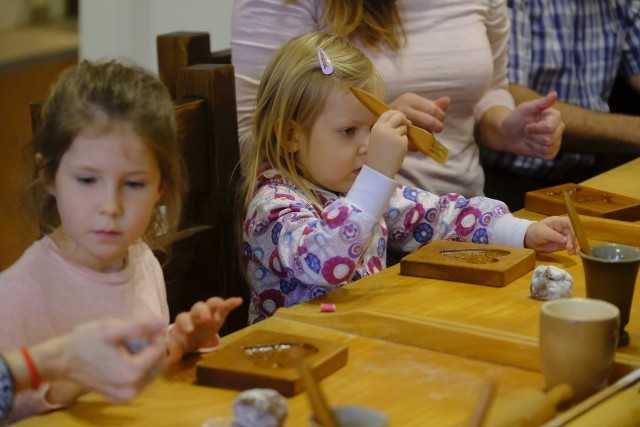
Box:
[580,243,640,347]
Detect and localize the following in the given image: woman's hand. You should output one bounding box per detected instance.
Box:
[389,93,450,149]
[32,317,168,406]
[63,317,168,403]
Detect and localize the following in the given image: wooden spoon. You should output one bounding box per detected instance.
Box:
[291,350,340,427]
[562,190,592,256]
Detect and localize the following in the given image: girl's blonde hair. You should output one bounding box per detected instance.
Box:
[28,59,186,251]
[287,0,405,50]
[240,31,385,212]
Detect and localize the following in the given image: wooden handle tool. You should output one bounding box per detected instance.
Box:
[541,368,640,427]
[350,87,449,164]
[292,350,340,427]
[562,190,592,255]
[467,381,497,427]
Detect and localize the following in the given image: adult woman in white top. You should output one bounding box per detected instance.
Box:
[231,0,564,198]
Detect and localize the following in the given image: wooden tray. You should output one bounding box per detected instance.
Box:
[525,183,640,221]
[196,330,348,396]
[400,240,535,287]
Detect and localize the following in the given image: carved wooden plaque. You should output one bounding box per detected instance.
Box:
[525,183,640,220]
[400,240,536,287]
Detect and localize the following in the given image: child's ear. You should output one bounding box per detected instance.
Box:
[35,153,55,196]
[275,120,301,153]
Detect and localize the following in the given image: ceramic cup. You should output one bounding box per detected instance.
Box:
[308,405,388,427]
[580,243,640,347]
[539,298,619,404]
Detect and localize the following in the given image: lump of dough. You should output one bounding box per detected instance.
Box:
[530,265,573,301]
[233,388,288,427]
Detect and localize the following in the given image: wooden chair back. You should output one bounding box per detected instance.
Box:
[30,47,248,335]
[156,31,231,99]
[162,63,248,335]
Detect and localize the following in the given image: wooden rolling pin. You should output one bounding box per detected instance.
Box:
[455,384,574,427]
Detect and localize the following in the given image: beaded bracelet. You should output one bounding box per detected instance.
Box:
[0,355,15,424]
[20,348,41,390]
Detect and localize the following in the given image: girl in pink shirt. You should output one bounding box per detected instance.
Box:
[0,60,242,420]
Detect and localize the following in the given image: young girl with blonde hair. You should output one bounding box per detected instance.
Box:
[0,60,241,421]
[240,31,576,324]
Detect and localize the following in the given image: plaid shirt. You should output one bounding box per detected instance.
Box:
[481,0,640,180]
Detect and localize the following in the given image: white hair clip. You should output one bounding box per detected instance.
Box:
[317,48,333,75]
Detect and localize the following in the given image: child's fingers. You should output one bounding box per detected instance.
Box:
[189,301,215,325]
[174,311,195,333]
[220,297,244,311]
[206,297,243,323]
[206,296,243,313]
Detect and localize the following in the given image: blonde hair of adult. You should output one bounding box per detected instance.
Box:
[240,31,386,214]
[287,0,405,50]
[27,60,186,251]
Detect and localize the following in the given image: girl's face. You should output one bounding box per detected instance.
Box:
[292,86,377,193]
[48,123,162,272]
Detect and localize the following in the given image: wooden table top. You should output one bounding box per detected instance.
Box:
[581,157,640,199]
[15,157,640,426]
[279,155,640,358]
[16,316,548,427]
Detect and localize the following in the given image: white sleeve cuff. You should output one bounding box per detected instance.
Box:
[490,215,533,247]
[39,383,67,411]
[346,165,396,219]
[167,323,220,355]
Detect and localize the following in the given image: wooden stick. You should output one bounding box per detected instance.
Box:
[467,381,497,427]
[541,368,640,427]
[563,191,592,255]
[292,350,340,427]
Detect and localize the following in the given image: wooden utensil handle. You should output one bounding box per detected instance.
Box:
[562,191,592,255]
[547,384,574,407]
[292,350,340,427]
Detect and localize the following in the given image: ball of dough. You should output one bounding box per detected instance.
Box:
[530,265,573,300]
[233,388,288,427]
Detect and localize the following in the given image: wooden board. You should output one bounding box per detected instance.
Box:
[400,240,536,287]
[196,330,348,396]
[524,183,640,221]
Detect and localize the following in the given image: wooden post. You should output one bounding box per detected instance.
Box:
[156,32,211,99]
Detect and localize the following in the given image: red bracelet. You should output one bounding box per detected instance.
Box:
[21,347,41,390]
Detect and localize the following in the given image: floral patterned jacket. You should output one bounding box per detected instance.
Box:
[243,166,532,324]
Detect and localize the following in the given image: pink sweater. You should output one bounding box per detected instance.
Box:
[0,235,169,350]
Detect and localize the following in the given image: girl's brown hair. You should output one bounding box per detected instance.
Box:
[28,59,186,251]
